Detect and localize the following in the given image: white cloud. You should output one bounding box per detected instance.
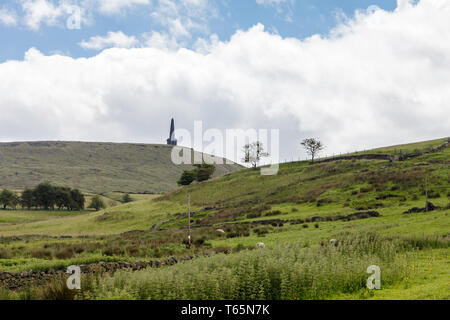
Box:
[0,0,449,161]
[14,0,149,30]
[143,31,181,50]
[22,0,63,30]
[21,0,88,30]
[150,0,215,43]
[0,7,18,26]
[79,31,139,50]
[97,0,151,14]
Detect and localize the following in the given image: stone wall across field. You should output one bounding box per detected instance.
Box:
[0,255,197,291]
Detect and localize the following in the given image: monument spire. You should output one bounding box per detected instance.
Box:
[167,118,177,146]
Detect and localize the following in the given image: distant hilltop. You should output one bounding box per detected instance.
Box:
[0,141,242,194]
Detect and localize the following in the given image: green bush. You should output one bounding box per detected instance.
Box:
[88,195,106,211]
[247,212,262,219]
[265,210,282,216]
[55,247,75,259]
[427,190,440,199]
[177,170,196,186]
[195,164,216,182]
[31,248,53,260]
[122,194,133,203]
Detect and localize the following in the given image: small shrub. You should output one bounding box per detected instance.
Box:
[40,278,77,300]
[360,186,373,193]
[88,195,106,211]
[122,194,133,203]
[316,198,332,207]
[126,245,140,257]
[31,248,52,259]
[254,227,270,236]
[427,191,441,199]
[213,246,232,254]
[103,246,123,256]
[194,238,205,246]
[0,248,11,259]
[247,212,262,219]
[152,248,162,258]
[55,247,74,259]
[265,210,282,217]
[350,199,384,210]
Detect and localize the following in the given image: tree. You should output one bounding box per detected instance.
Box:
[10,193,20,209]
[242,141,269,169]
[21,188,35,209]
[122,193,133,203]
[0,189,18,209]
[177,170,196,186]
[33,182,56,210]
[54,187,72,210]
[69,189,85,210]
[301,138,325,162]
[194,163,216,182]
[88,195,106,211]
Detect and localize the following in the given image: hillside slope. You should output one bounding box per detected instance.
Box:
[0,141,242,193]
[0,138,448,300]
[1,137,448,237]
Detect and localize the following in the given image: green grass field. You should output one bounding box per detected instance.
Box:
[0,138,448,300]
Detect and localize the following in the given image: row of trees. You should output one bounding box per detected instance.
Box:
[241,138,325,169]
[0,183,85,210]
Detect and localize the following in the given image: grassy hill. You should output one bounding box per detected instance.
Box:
[0,137,448,300]
[0,141,242,194]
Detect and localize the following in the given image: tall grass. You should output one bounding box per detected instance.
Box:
[78,234,416,300]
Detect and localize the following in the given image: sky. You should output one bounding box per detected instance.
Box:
[0,0,449,164]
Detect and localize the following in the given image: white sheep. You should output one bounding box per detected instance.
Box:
[256,242,265,248]
[216,229,225,234]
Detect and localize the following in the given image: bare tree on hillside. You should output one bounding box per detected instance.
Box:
[301,138,325,162]
[242,141,269,169]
